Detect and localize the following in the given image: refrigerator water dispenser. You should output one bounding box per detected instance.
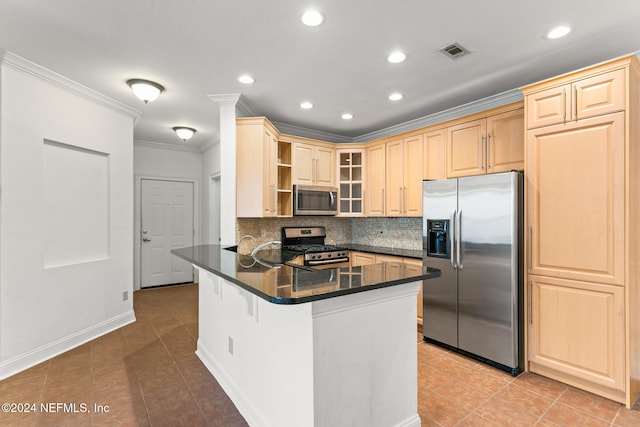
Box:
[426,219,450,258]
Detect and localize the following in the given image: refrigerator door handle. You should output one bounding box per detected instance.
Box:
[456,209,463,269]
[450,210,457,269]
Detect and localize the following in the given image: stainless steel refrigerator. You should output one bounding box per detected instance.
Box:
[422,171,523,374]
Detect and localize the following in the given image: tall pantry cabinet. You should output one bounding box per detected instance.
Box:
[522,55,640,407]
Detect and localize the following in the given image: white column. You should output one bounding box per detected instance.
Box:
[208,94,240,246]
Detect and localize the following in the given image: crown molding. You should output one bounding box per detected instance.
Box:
[270,121,353,144]
[200,134,221,153]
[0,49,140,119]
[208,93,241,107]
[134,139,202,153]
[352,89,523,143]
[236,95,261,117]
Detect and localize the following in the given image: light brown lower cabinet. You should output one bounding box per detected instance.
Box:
[528,275,625,401]
[351,252,424,325]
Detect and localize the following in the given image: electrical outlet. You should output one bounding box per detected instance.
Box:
[228,336,234,355]
[122,291,128,301]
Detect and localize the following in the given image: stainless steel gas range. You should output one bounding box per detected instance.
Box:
[281,226,349,267]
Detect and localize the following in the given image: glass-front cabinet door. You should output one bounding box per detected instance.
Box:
[337,149,365,216]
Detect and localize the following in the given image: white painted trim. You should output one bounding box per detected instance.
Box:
[238,88,522,144]
[0,49,140,119]
[353,89,523,142]
[134,138,202,153]
[208,93,241,106]
[311,282,420,317]
[196,343,270,427]
[0,311,135,380]
[236,95,261,117]
[134,175,200,290]
[199,134,221,153]
[208,174,221,245]
[271,121,353,143]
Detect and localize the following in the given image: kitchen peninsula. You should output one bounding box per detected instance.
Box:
[172,245,439,427]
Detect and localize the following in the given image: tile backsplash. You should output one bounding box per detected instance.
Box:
[350,217,422,250]
[236,216,422,251]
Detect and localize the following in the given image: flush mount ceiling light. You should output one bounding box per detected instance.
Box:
[300,101,314,109]
[387,51,407,64]
[546,25,571,39]
[301,10,324,27]
[172,126,197,141]
[126,79,164,103]
[341,113,354,120]
[238,74,255,84]
[388,92,403,101]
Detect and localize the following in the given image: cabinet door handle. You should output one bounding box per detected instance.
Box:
[527,279,532,324]
[528,226,532,271]
[573,85,578,121]
[562,88,566,123]
[487,133,491,168]
[404,186,407,214]
[382,188,385,213]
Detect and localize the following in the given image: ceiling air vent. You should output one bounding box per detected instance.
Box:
[439,42,470,59]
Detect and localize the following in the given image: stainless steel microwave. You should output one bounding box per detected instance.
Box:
[293,185,338,216]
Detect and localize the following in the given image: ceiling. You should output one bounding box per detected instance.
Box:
[1,0,639,149]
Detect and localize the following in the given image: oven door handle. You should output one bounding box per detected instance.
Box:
[306,258,349,266]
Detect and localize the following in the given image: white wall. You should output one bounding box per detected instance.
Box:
[0,52,137,378]
[201,141,221,245]
[133,142,202,288]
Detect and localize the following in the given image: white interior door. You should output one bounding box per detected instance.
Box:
[141,179,194,288]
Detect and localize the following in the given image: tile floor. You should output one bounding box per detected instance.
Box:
[0,283,638,426]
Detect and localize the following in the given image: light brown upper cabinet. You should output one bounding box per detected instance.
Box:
[236,118,283,217]
[337,149,365,216]
[522,55,639,407]
[424,128,446,180]
[386,135,423,217]
[526,68,625,129]
[364,142,386,216]
[292,141,335,186]
[446,107,524,178]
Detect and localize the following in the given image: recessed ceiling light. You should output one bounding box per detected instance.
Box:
[300,101,314,109]
[388,92,403,101]
[238,74,255,84]
[301,10,324,27]
[546,25,571,39]
[341,113,354,120]
[387,51,407,64]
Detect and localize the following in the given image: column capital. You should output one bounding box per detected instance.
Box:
[208,93,241,107]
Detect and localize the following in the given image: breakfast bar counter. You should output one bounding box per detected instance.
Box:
[172,245,440,427]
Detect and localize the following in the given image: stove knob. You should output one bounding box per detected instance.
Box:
[327,254,332,258]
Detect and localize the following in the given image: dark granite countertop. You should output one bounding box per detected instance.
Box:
[342,244,423,260]
[171,245,439,305]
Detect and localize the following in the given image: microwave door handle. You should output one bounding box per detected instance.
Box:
[329,191,335,208]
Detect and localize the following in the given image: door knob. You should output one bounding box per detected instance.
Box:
[143,238,151,242]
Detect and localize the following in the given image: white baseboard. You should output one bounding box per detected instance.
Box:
[0,310,136,380]
[196,341,270,427]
